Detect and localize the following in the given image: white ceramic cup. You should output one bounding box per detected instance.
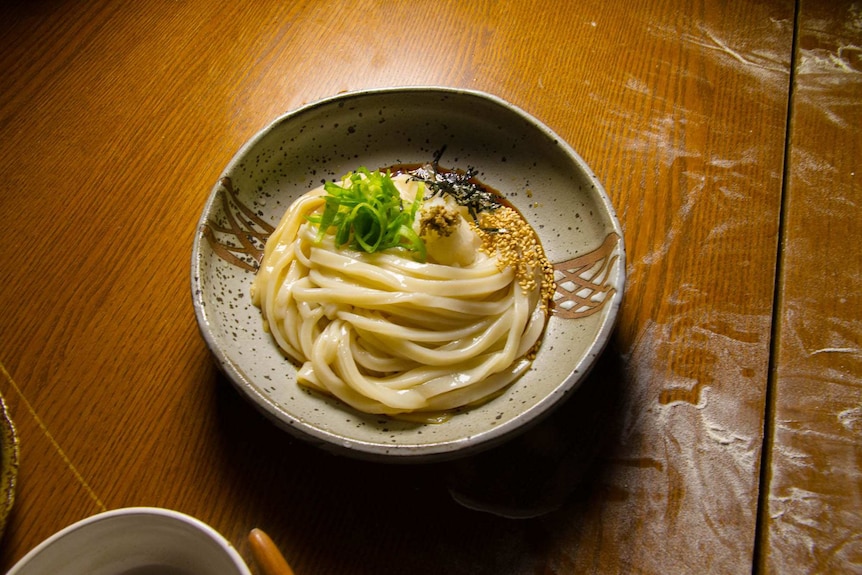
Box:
[7,507,252,575]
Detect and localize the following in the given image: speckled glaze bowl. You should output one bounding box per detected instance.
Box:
[0,390,18,539]
[191,87,624,462]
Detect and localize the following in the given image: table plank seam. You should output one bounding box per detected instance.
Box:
[751,0,803,572]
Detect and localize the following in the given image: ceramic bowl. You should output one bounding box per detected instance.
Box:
[0,390,18,538]
[6,507,251,575]
[191,87,624,462]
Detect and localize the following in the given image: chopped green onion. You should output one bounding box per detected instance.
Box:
[307,168,426,261]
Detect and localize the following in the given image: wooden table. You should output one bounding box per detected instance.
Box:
[1,0,859,573]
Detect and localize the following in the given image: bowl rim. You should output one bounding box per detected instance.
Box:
[0,390,18,538]
[7,506,251,575]
[191,85,625,461]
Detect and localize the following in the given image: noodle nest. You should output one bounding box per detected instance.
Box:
[251,172,553,417]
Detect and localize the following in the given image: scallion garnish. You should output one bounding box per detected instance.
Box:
[308,168,426,261]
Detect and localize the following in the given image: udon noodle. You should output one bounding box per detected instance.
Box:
[251,166,554,417]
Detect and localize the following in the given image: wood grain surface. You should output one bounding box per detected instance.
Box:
[0,0,857,574]
[760,0,862,573]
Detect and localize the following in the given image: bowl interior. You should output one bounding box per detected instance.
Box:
[192,87,624,461]
[7,508,250,575]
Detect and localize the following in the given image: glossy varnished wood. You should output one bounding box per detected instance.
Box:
[760,1,862,573]
[1,0,854,574]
